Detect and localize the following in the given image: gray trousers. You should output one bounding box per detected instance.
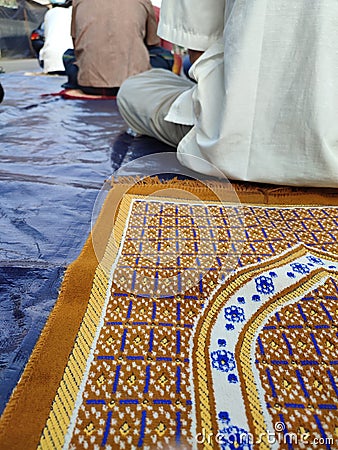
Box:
[117,69,194,147]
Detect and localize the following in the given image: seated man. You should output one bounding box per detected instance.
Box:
[39,0,73,75]
[65,0,163,96]
[117,0,338,188]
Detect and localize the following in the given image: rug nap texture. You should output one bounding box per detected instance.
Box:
[0,179,337,450]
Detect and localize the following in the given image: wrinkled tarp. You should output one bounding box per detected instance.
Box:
[0,1,47,57]
[0,71,191,414]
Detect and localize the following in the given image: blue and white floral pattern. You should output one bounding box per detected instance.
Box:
[306,255,324,265]
[218,425,252,450]
[290,262,310,274]
[224,306,245,323]
[218,411,230,424]
[255,276,275,294]
[211,350,235,373]
[209,249,338,448]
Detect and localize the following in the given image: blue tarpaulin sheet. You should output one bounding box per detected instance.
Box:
[0,71,188,413]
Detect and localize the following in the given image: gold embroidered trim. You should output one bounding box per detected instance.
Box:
[239,269,338,450]
[38,194,135,449]
[37,187,338,448]
[193,246,338,449]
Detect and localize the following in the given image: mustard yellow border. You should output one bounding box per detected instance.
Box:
[37,192,243,448]
[38,194,135,449]
[37,191,338,448]
[0,178,336,450]
[38,192,217,447]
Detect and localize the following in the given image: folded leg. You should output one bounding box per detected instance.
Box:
[117,69,193,147]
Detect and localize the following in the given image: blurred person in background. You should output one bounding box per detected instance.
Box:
[151,0,171,51]
[0,82,4,103]
[39,0,73,74]
[63,0,164,96]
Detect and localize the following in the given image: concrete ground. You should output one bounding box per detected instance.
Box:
[0,58,42,73]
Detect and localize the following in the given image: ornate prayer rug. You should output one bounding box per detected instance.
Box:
[0,179,337,450]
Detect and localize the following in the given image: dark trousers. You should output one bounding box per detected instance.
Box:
[0,82,4,103]
[62,49,119,95]
[62,47,174,96]
[62,49,79,90]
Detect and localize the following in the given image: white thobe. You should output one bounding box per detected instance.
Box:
[158,0,338,187]
[39,7,73,73]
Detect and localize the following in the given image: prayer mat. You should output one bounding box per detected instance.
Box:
[41,90,117,100]
[60,89,116,100]
[0,179,338,450]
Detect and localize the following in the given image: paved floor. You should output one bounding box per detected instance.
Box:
[0,58,41,74]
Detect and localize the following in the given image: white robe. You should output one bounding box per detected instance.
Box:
[158,0,338,187]
[39,7,73,73]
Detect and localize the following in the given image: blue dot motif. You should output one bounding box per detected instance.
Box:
[218,339,227,347]
[228,374,238,384]
[218,411,230,424]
